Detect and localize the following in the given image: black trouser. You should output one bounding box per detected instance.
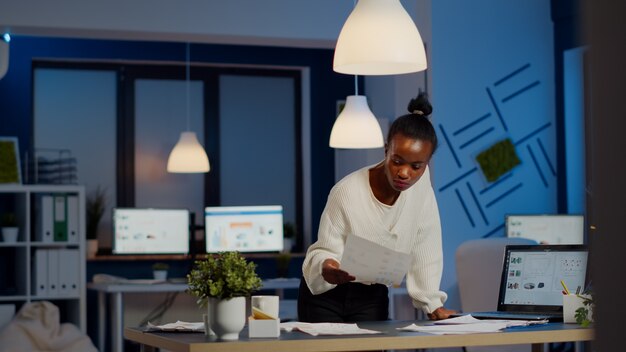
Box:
[297,277,389,322]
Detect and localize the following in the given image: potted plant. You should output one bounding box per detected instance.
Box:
[187,251,262,340]
[575,293,594,327]
[86,186,106,258]
[282,222,296,253]
[1,212,19,243]
[152,262,169,281]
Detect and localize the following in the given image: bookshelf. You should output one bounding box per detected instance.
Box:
[0,184,86,332]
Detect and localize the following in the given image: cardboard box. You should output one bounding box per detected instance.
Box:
[248,317,280,338]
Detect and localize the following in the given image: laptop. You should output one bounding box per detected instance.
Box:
[460,244,588,322]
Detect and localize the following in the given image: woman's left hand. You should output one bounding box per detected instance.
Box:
[427,306,456,320]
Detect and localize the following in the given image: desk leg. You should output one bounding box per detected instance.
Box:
[139,343,157,352]
[98,291,106,352]
[388,290,395,320]
[111,292,124,352]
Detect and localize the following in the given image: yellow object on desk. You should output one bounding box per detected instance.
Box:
[560,280,571,295]
[252,306,277,320]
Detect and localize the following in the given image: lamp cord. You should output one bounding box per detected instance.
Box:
[186,42,190,131]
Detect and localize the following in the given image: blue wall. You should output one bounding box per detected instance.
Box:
[431,0,558,309]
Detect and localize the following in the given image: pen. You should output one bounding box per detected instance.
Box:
[560,280,570,295]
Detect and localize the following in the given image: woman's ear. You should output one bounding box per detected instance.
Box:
[384,143,389,156]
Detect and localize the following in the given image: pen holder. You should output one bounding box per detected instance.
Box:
[563,294,592,323]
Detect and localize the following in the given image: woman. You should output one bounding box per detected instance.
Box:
[299,93,455,322]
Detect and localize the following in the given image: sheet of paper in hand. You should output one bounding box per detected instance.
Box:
[340,234,411,286]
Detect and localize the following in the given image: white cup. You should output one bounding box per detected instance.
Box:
[251,295,279,319]
[563,294,592,323]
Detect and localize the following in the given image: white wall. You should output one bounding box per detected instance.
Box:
[0,0,353,48]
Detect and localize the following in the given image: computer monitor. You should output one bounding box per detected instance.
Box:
[505,214,585,244]
[112,208,190,254]
[204,205,283,253]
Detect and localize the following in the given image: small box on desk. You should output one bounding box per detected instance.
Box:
[248,317,280,338]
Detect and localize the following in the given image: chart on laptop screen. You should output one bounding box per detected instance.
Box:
[204,205,284,253]
[503,249,587,306]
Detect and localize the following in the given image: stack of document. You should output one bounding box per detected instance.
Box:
[398,315,548,335]
[146,321,204,332]
[280,322,381,336]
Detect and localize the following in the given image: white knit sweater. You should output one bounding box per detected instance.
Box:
[302,164,447,314]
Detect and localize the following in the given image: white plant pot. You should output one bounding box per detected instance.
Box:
[282,238,293,253]
[1,227,18,243]
[209,296,246,340]
[86,239,98,258]
[153,270,168,281]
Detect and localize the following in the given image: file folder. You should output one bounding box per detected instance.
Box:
[33,249,48,296]
[47,249,59,297]
[36,195,54,243]
[53,195,68,242]
[66,195,79,244]
[58,249,79,296]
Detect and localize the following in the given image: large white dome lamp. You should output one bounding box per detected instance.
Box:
[333,0,427,75]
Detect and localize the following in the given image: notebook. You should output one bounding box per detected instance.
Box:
[461,244,588,322]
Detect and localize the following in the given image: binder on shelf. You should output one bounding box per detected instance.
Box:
[66,195,79,244]
[33,249,48,296]
[58,249,79,296]
[36,195,54,243]
[53,195,67,242]
[47,249,60,297]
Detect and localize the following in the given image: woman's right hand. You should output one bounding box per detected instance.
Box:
[321,258,356,285]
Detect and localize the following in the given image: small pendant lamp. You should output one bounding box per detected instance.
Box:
[167,43,210,173]
[333,0,427,75]
[329,76,384,149]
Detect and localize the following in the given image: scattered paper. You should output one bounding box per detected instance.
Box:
[340,235,411,286]
[398,315,548,335]
[280,322,381,336]
[146,321,204,332]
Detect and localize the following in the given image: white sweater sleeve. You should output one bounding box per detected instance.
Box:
[301,186,349,295]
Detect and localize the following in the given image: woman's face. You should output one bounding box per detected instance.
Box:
[384,134,434,192]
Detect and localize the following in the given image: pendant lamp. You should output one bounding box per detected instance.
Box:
[329,77,384,149]
[167,43,210,173]
[333,0,427,75]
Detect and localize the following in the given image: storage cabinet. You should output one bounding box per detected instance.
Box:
[0,185,86,332]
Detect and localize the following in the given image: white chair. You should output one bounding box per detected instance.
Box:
[455,237,537,352]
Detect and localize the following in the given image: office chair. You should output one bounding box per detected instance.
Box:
[456,237,537,352]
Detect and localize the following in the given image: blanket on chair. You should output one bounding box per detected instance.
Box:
[0,301,97,352]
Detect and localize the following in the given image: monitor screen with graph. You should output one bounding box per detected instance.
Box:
[505,214,585,244]
[112,208,190,254]
[204,205,284,253]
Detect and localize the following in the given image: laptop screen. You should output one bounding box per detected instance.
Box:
[498,245,588,312]
[505,214,585,244]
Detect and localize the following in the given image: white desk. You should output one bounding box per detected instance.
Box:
[125,321,593,352]
[88,278,300,352]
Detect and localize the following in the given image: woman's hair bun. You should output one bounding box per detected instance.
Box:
[407,92,433,117]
